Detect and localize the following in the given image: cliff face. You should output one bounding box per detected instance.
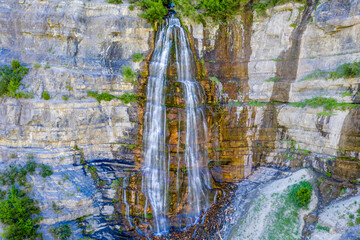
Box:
[183,0,360,183]
[0,0,359,238]
[0,0,153,238]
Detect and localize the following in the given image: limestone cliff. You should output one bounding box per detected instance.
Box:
[0,0,359,239]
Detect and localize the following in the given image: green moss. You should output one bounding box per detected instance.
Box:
[325,171,332,178]
[247,100,267,107]
[33,62,41,69]
[316,225,330,232]
[265,77,280,82]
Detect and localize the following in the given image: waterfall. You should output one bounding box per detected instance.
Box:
[142,16,211,234]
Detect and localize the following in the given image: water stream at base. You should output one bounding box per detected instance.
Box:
[140,16,212,234]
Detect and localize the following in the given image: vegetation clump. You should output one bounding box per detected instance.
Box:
[107,0,122,3]
[0,186,42,240]
[87,91,140,104]
[173,0,248,23]
[289,181,313,208]
[42,90,50,100]
[0,161,53,240]
[265,77,280,82]
[138,0,169,24]
[132,53,145,63]
[301,62,360,81]
[327,62,360,79]
[49,224,72,240]
[0,165,28,186]
[39,164,53,178]
[122,66,138,85]
[300,69,328,81]
[0,60,30,98]
[252,0,305,17]
[87,91,118,103]
[289,97,358,111]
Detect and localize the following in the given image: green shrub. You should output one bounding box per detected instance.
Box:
[132,53,144,63]
[39,164,53,178]
[118,92,140,104]
[138,0,168,24]
[50,224,72,240]
[42,91,50,100]
[87,90,140,104]
[289,97,358,111]
[327,62,360,79]
[51,202,63,214]
[43,62,50,69]
[122,66,138,85]
[0,186,41,240]
[265,77,280,82]
[0,60,29,98]
[87,91,118,103]
[0,165,28,186]
[129,4,135,10]
[316,225,330,232]
[201,0,245,23]
[247,100,267,107]
[25,161,37,175]
[300,69,328,81]
[107,0,122,3]
[252,0,305,17]
[33,63,41,69]
[289,181,313,208]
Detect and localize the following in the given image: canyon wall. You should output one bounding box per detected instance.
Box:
[183,0,360,183]
[0,0,359,238]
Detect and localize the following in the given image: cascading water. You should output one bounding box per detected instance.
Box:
[141,16,212,234]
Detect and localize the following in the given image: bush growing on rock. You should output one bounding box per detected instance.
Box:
[40,164,53,178]
[122,66,138,85]
[132,53,145,62]
[0,60,29,98]
[327,62,360,79]
[0,186,41,240]
[289,181,313,208]
[42,90,50,100]
[50,224,72,240]
[107,0,122,3]
[138,0,168,24]
[0,165,28,186]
